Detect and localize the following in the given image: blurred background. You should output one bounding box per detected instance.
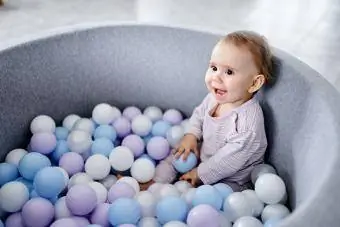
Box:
[0,0,339,90]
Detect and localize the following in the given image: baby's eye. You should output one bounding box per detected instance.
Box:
[211,66,218,72]
[225,69,234,75]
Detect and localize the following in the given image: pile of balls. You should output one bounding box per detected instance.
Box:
[0,103,291,227]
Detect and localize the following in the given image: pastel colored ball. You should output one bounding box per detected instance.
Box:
[130,158,156,183]
[172,152,197,173]
[192,185,223,210]
[264,217,282,227]
[139,153,157,166]
[151,120,171,137]
[223,192,252,222]
[113,117,131,138]
[138,217,161,227]
[108,198,142,226]
[143,106,163,123]
[0,181,29,212]
[123,106,142,121]
[156,196,188,224]
[148,182,164,198]
[51,218,78,227]
[16,177,34,192]
[55,127,69,140]
[92,103,117,125]
[91,203,110,227]
[18,152,51,180]
[91,137,114,157]
[255,173,286,205]
[62,114,81,131]
[5,212,25,227]
[261,204,290,223]
[67,130,92,154]
[0,163,19,186]
[54,196,72,220]
[180,119,190,133]
[85,154,111,180]
[136,191,156,217]
[174,180,193,194]
[213,183,233,200]
[21,197,54,227]
[158,184,180,199]
[94,125,117,141]
[166,125,185,148]
[251,164,277,184]
[67,172,93,189]
[100,174,118,190]
[242,189,264,217]
[163,109,183,125]
[142,133,153,144]
[34,167,66,199]
[30,132,57,154]
[109,146,134,172]
[116,177,140,194]
[131,115,153,136]
[89,181,108,204]
[51,140,70,163]
[147,136,170,160]
[30,115,56,134]
[122,134,145,157]
[163,221,188,227]
[71,217,90,226]
[233,216,263,227]
[66,184,97,215]
[5,148,28,166]
[72,118,96,134]
[181,188,196,207]
[186,204,220,227]
[108,182,136,203]
[59,152,84,176]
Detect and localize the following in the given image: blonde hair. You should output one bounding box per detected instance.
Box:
[221,30,273,83]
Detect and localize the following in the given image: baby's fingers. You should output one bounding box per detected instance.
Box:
[174,147,185,159]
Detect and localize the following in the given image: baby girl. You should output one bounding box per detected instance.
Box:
[146,30,273,192]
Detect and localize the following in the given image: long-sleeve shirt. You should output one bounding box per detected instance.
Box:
[153,93,268,191]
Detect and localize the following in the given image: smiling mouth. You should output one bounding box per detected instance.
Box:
[214,88,227,96]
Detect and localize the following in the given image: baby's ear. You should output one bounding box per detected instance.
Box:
[248,74,265,93]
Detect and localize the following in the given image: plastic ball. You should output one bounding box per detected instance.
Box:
[34,167,66,199]
[30,115,56,134]
[85,154,110,180]
[0,163,18,186]
[261,204,290,223]
[163,221,188,227]
[218,211,232,227]
[148,182,164,197]
[174,180,193,194]
[109,146,134,171]
[192,185,223,210]
[59,152,84,176]
[181,188,196,207]
[88,225,102,227]
[186,204,220,227]
[5,212,25,227]
[66,184,97,215]
[108,182,136,203]
[89,181,108,204]
[213,183,233,200]
[67,172,93,189]
[91,203,110,227]
[136,191,156,217]
[138,217,161,227]
[63,114,81,131]
[116,176,140,194]
[180,119,190,133]
[18,152,51,180]
[71,216,90,226]
[94,125,117,141]
[251,164,277,184]
[151,120,171,137]
[233,216,263,227]
[143,106,163,123]
[139,153,157,166]
[131,158,156,183]
[108,198,141,226]
[21,197,54,227]
[112,106,123,121]
[223,192,252,222]
[67,130,92,154]
[263,217,282,227]
[163,109,183,125]
[5,148,28,166]
[113,117,131,138]
[90,138,114,157]
[72,118,96,134]
[51,140,70,163]
[30,132,57,154]
[0,181,29,212]
[54,196,72,219]
[16,177,34,192]
[100,174,118,190]
[242,189,264,217]
[123,106,142,121]
[50,218,78,227]
[92,103,116,125]
[55,127,69,140]
[255,173,286,204]
[166,125,185,148]
[147,136,170,160]
[156,196,188,224]
[172,153,197,173]
[122,134,145,157]
[131,115,152,136]
[159,184,180,199]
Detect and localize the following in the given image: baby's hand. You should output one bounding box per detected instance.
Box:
[173,134,199,161]
[179,168,201,187]
[139,179,155,191]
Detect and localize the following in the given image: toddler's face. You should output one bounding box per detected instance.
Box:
[205,41,259,105]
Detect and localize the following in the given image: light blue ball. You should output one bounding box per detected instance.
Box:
[0,220,4,227]
[109,198,141,226]
[51,140,70,163]
[55,127,69,140]
[151,120,171,137]
[192,185,223,210]
[18,152,51,181]
[213,183,233,200]
[30,189,39,199]
[16,177,34,192]
[34,167,66,199]
[94,125,117,141]
[0,163,19,186]
[156,196,189,224]
[264,218,282,227]
[172,153,197,173]
[142,134,153,144]
[91,138,115,157]
[139,154,157,166]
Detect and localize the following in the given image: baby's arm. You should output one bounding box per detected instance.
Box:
[197,130,260,185]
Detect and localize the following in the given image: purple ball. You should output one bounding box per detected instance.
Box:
[30,132,57,154]
[108,182,136,203]
[22,197,55,227]
[163,109,183,125]
[71,216,90,226]
[113,117,131,138]
[122,134,145,157]
[91,203,110,227]
[5,212,25,227]
[50,218,78,227]
[119,225,137,227]
[59,152,84,176]
[147,136,170,160]
[66,184,97,215]
[186,204,220,227]
[123,106,142,121]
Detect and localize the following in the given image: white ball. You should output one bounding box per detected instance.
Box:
[109,146,134,172]
[131,115,152,136]
[116,176,140,194]
[242,190,264,217]
[100,174,118,190]
[180,119,191,134]
[223,192,253,222]
[136,191,156,217]
[85,154,111,180]
[181,188,196,207]
[5,148,28,166]
[68,172,93,189]
[72,118,95,134]
[164,221,188,227]
[261,204,290,223]
[219,212,232,227]
[158,184,180,199]
[166,125,185,148]
[92,103,116,125]
[30,115,56,134]
[255,173,286,204]
[88,182,108,204]
[251,164,277,184]
[131,158,156,183]
[111,106,122,122]
[143,106,163,123]
[63,114,81,131]
[54,167,70,186]
[54,196,72,219]
[67,130,92,154]
[0,181,29,212]
[139,217,160,227]
[174,180,193,194]
[148,182,164,198]
[233,216,263,227]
